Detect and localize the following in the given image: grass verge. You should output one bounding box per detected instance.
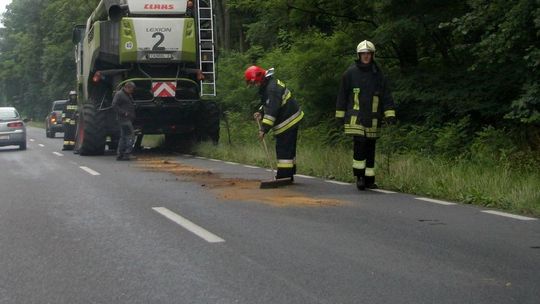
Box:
[28,121,45,129]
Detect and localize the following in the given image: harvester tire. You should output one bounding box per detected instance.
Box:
[198,101,220,144]
[76,103,106,156]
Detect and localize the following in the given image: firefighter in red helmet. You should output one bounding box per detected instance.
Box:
[245,65,304,182]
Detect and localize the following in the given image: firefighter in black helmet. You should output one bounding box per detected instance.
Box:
[336,40,396,190]
[62,91,78,151]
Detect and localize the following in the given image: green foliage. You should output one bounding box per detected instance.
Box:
[216,51,254,113]
[218,0,539,152]
[433,116,471,157]
[0,0,98,118]
[470,126,516,163]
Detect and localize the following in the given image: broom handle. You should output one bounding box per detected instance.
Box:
[256,119,276,174]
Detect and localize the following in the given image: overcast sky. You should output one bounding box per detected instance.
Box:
[0,0,12,26]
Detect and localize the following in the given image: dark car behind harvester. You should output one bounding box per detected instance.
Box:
[45,100,67,138]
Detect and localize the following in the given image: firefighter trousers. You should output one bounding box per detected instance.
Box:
[62,124,76,150]
[275,126,298,179]
[353,136,377,185]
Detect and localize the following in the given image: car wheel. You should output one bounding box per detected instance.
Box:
[19,141,27,150]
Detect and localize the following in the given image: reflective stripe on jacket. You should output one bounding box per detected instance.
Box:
[259,77,303,135]
[63,100,78,122]
[336,61,395,138]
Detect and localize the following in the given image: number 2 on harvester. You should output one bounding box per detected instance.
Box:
[152,32,165,50]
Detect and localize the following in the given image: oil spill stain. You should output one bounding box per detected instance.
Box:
[136,156,343,207]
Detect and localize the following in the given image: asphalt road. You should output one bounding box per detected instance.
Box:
[0,127,539,304]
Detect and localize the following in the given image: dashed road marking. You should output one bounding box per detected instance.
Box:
[80,166,101,176]
[195,156,206,160]
[29,139,35,142]
[481,210,537,221]
[52,152,63,157]
[243,165,259,169]
[209,158,221,162]
[225,161,239,165]
[153,207,225,243]
[296,174,315,179]
[38,144,45,147]
[370,189,397,194]
[325,180,351,186]
[415,197,456,206]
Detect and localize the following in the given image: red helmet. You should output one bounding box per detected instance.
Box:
[244,65,266,85]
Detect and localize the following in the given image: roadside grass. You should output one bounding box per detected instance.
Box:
[28,121,45,129]
[193,125,540,217]
[141,135,163,148]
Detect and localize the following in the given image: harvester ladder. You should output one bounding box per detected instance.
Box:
[197,0,216,97]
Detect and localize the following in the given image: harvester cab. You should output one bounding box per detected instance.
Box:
[72,0,219,155]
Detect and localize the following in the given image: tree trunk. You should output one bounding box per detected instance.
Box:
[214,0,230,50]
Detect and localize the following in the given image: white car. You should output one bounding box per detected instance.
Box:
[0,107,27,150]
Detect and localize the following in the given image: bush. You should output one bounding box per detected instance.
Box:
[469,126,515,163]
[433,116,471,158]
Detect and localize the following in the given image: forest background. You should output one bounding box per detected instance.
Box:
[0,0,539,214]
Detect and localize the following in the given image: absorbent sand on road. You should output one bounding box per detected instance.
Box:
[136,156,343,207]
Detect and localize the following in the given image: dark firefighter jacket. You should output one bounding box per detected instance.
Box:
[62,97,78,126]
[112,89,136,122]
[259,77,304,135]
[336,61,395,138]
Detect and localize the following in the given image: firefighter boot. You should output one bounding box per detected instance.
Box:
[365,176,378,189]
[356,176,366,191]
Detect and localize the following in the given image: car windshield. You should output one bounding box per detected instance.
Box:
[53,102,66,111]
[0,109,19,120]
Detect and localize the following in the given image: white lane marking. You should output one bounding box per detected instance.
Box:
[243,165,259,169]
[415,197,456,206]
[38,144,45,147]
[29,139,35,142]
[52,152,64,157]
[370,189,397,194]
[80,166,101,176]
[325,180,351,186]
[296,174,315,179]
[225,161,239,165]
[481,210,537,221]
[153,207,225,243]
[195,156,206,160]
[209,158,221,162]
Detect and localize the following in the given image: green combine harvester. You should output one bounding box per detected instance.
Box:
[72,0,219,155]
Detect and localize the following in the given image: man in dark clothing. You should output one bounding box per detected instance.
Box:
[336,40,396,190]
[62,91,78,151]
[112,82,136,161]
[245,66,304,181]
